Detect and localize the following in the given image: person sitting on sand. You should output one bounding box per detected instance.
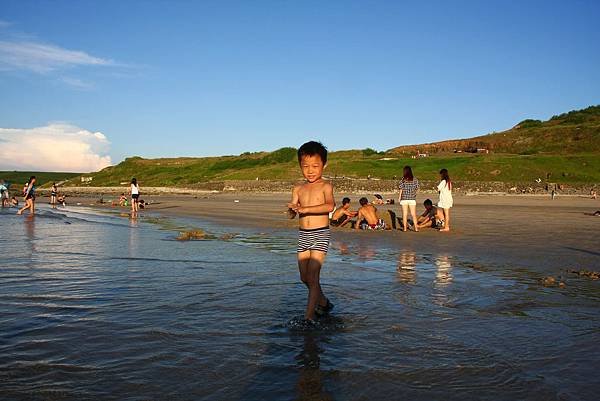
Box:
[355,197,386,230]
[118,193,128,207]
[372,194,395,205]
[330,197,357,227]
[594,211,600,216]
[57,194,66,207]
[416,199,446,229]
[373,194,385,205]
[10,196,18,207]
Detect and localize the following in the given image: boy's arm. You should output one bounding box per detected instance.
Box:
[287,185,300,218]
[354,209,363,230]
[297,183,335,214]
[287,185,300,209]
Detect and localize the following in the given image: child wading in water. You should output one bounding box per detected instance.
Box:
[437,168,453,232]
[17,176,36,215]
[288,141,336,324]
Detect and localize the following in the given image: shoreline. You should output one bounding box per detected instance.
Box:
[50,191,600,277]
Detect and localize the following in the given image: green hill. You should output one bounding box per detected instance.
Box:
[388,105,600,155]
[65,105,600,186]
[0,171,81,189]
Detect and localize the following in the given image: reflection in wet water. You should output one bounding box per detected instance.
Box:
[1,206,600,400]
[434,254,453,287]
[397,252,417,284]
[295,334,332,401]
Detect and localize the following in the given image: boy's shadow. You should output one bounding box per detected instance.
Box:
[293,333,334,401]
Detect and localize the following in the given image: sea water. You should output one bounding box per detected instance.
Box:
[1,206,599,400]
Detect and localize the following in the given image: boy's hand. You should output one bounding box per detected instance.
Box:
[287,203,299,219]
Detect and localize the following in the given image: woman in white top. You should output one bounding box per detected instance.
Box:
[437,169,453,232]
[129,177,140,215]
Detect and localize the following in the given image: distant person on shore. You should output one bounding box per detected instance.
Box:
[398,166,419,232]
[50,182,58,208]
[17,176,36,215]
[591,189,597,200]
[416,199,446,229]
[373,194,395,205]
[437,168,453,232]
[0,180,9,207]
[330,197,357,227]
[129,178,140,214]
[118,193,128,207]
[57,194,66,207]
[287,141,335,324]
[356,197,386,230]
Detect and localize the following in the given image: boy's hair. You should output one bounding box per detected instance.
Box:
[359,197,368,206]
[342,197,351,205]
[424,199,433,206]
[298,141,327,164]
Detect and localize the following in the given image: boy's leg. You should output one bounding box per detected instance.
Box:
[401,203,408,231]
[298,250,327,320]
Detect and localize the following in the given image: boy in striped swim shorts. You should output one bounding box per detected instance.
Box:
[288,141,336,324]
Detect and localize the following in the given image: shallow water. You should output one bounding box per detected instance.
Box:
[1,206,599,400]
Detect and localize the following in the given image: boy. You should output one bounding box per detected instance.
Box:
[330,197,357,227]
[288,141,335,323]
[416,199,446,229]
[355,197,386,230]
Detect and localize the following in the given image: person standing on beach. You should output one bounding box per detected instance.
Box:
[287,141,335,324]
[0,180,9,207]
[50,182,58,208]
[129,178,140,215]
[398,166,419,232]
[17,176,36,215]
[437,168,453,232]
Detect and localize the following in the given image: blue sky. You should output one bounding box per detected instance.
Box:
[0,0,599,171]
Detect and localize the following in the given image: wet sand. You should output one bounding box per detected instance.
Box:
[84,192,600,275]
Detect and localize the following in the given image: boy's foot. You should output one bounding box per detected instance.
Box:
[315,298,334,317]
[439,227,450,232]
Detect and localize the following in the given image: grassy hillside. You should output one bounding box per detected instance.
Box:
[72,151,600,187]
[0,171,81,189]
[56,105,600,187]
[388,105,600,155]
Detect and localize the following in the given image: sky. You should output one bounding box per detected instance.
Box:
[0,0,599,172]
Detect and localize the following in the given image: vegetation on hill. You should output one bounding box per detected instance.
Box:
[8,105,598,188]
[388,105,600,155]
[0,171,80,189]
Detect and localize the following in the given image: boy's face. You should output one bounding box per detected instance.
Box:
[300,154,325,183]
[343,203,350,209]
[425,204,432,211]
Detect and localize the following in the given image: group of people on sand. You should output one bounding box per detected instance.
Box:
[287,141,453,326]
[329,166,453,232]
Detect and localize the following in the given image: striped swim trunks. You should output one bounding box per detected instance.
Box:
[297,226,331,253]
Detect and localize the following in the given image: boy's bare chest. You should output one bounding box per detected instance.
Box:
[298,185,324,206]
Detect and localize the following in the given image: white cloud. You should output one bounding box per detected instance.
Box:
[0,20,11,28]
[0,123,112,172]
[0,40,113,73]
[61,76,95,89]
